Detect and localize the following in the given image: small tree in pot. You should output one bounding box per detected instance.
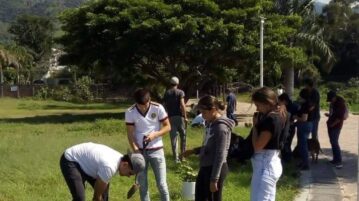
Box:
[177,161,197,200]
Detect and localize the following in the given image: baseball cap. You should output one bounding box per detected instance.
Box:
[170,76,179,85]
[129,153,145,174]
[327,90,337,102]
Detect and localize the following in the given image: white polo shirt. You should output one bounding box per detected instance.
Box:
[125,102,168,149]
[64,142,122,183]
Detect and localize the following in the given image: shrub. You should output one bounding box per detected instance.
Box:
[341,88,359,105]
[348,77,359,88]
[72,76,94,103]
[326,81,345,91]
[34,86,49,99]
[51,86,73,102]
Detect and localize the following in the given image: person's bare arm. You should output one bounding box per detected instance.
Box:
[252,129,272,152]
[144,118,171,142]
[92,178,108,201]
[180,97,188,121]
[126,125,139,152]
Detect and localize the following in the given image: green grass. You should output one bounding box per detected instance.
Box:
[0,98,299,201]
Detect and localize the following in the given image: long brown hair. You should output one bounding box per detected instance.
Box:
[252,87,287,124]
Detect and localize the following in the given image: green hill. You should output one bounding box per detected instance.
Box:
[0,0,87,42]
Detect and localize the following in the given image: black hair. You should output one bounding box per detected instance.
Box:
[299,88,310,100]
[303,78,314,87]
[133,88,150,104]
[121,154,133,170]
[278,93,291,104]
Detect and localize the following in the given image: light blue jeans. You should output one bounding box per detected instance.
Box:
[138,148,170,201]
[251,150,282,201]
[169,116,186,162]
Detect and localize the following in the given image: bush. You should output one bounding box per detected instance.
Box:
[326,81,346,91]
[33,76,96,103]
[34,86,49,99]
[348,77,359,88]
[51,86,73,102]
[341,88,359,105]
[72,76,94,103]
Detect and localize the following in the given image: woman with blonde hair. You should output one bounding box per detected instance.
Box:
[182,95,235,201]
[250,87,287,201]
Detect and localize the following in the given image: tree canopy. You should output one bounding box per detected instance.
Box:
[58,0,304,95]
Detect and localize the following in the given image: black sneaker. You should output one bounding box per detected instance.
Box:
[328,160,343,169]
[328,160,338,165]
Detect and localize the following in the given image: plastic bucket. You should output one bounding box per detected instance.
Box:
[182,181,196,200]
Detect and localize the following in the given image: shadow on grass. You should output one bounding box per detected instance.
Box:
[17,103,128,111]
[42,104,121,110]
[0,112,125,124]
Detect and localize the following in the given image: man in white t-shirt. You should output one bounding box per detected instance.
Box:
[125,88,171,201]
[60,142,145,201]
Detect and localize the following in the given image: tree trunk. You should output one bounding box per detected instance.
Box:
[283,65,294,98]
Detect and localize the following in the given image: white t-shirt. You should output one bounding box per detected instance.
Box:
[64,142,122,183]
[125,102,168,149]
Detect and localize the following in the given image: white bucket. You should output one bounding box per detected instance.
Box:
[182,181,196,200]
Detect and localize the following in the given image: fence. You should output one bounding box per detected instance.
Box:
[0,84,135,102]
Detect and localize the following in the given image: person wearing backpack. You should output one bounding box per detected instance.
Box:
[278,93,300,162]
[325,90,347,169]
[250,87,288,201]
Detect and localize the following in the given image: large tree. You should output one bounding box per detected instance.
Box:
[58,0,303,96]
[274,0,335,97]
[8,14,54,78]
[318,0,359,81]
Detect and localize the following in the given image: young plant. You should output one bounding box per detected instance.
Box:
[177,161,197,182]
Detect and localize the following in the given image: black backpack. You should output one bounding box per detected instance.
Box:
[278,113,290,150]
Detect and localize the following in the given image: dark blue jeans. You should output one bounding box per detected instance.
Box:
[297,122,313,166]
[226,111,237,125]
[328,127,342,163]
[60,154,109,201]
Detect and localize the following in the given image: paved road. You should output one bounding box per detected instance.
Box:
[236,102,359,201]
[294,112,358,201]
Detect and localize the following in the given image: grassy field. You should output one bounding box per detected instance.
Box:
[0,98,299,201]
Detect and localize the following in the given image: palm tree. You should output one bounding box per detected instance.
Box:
[6,44,34,85]
[275,0,335,96]
[0,45,20,97]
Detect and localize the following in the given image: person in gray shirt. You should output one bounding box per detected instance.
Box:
[182,95,234,201]
[163,76,188,163]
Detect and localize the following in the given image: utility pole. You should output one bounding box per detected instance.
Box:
[260,16,265,87]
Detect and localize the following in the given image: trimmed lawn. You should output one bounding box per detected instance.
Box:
[0,98,299,201]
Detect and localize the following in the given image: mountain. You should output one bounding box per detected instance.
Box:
[0,0,87,42]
